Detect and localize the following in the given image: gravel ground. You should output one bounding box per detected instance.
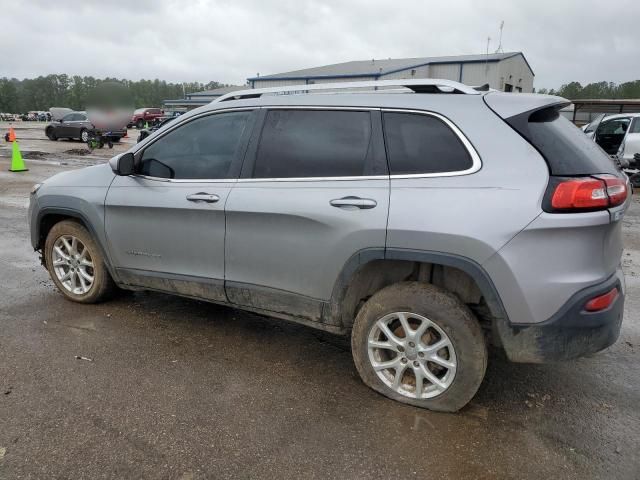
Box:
[0,122,638,479]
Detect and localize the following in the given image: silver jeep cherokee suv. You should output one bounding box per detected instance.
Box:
[28,79,628,412]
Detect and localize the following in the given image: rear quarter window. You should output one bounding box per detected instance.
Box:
[507,107,618,176]
[382,112,473,175]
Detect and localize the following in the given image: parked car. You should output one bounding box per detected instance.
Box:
[45,111,126,142]
[136,115,181,143]
[128,107,164,129]
[28,80,629,412]
[583,113,640,166]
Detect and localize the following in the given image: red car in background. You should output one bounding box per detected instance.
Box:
[128,108,164,129]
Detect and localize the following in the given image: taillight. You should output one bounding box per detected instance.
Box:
[584,287,619,312]
[598,175,627,207]
[546,175,628,212]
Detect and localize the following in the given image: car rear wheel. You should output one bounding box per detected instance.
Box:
[351,281,487,412]
[44,220,115,303]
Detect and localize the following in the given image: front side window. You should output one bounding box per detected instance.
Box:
[139,111,251,179]
[253,110,372,178]
[383,112,473,175]
[598,118,630,135]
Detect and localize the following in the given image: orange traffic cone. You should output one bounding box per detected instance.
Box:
[8,127,16,142]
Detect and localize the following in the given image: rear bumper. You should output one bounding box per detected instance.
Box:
[497,268,624,363]
[101,129,126,139]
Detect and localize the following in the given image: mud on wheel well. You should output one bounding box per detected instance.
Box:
[37,214,86,250]
[340,260,493,331]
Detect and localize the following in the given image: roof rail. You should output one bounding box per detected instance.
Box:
[214,78,480,103]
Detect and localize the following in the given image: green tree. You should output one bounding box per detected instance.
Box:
[0,75,227,112]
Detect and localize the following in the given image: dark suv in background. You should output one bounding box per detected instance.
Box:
[45,111,126,143]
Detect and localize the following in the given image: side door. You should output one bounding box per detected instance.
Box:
[58,113,75,137]
[620,117,640,166]
[224,108,390,322]
[66,113,84,138]
[583,113,605,140]
[595,117,630,155]
[104,109,256,301]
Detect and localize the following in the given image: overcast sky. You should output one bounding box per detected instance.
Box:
[3,0,639,89]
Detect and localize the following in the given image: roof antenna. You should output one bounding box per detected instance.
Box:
[495,21,504,53]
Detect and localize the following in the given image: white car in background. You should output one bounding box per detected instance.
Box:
[583,113,640,167]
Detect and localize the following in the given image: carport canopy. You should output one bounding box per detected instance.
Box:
[571,99,640,121]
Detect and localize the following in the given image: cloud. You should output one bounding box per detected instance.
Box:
[2,0,639,88]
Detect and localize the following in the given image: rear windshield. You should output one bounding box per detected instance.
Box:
[508,107,617,176]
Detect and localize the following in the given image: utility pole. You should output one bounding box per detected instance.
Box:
[485,36,491,76]
[495,21,505,53]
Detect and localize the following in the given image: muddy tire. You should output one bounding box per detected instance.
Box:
[44,220,115,303]
[351,281,487,412]
[46,127,57,141]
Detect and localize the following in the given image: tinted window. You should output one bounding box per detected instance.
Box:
[631,118,640,134]
[62,113,74,122]
[383,112,473,174]
[139,111,251,179]
[508,107,617,175]
[253,110,372,178]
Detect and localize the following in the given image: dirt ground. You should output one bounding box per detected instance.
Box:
[0,122,639,479]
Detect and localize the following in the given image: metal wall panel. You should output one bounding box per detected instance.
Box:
[461,62,499,88]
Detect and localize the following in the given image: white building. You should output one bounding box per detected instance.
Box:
[248,52,534,93]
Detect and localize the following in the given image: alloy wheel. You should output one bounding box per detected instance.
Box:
[52,235,95,295]
[367,312,457,399]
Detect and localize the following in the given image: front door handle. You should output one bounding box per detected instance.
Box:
[330,196,377,209]
[186,192,220,203]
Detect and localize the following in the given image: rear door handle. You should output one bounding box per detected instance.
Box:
[186,192,220,203]
[330,196,377,209]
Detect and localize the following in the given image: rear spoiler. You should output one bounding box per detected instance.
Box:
[483,91,570,119]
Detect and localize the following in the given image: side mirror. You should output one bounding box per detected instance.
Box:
[110,152,135,176]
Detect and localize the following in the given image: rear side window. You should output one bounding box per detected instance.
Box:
[382,112,473,175]
[139,111,251,179]
[253,110,372,178]
[508,107,617,175]
[629,118,640,134]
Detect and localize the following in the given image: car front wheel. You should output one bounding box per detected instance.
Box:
[80,129,89,143]
[44,220,115,303]
[351,281,487,412]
